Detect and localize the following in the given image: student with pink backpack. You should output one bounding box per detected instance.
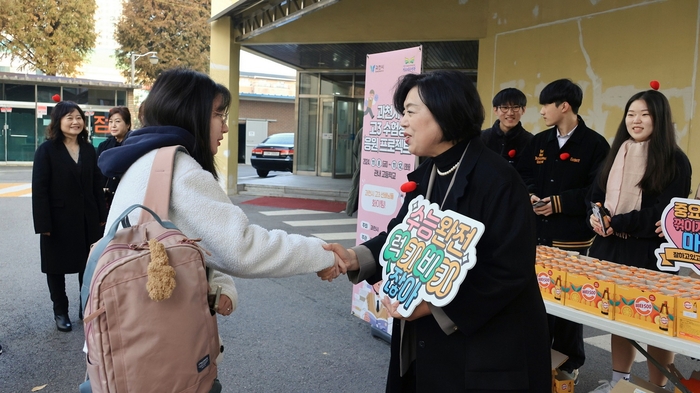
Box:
[83,68,341,392]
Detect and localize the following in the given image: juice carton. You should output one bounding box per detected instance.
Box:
[614,284,676,336]
[676,293,700,343]
[536,264,567,305]
[564,271,615,320]
[553,370,575,392]
[551,350,572,393]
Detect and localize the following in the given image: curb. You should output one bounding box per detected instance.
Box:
[237,183,350,202]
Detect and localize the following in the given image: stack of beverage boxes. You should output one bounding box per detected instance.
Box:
[535,246,700,393]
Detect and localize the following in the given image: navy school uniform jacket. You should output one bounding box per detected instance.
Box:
[517,116,610,249]
[481,120,533,168]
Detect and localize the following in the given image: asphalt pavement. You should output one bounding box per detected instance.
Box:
[1,164,699,392]
[0,165,387,393]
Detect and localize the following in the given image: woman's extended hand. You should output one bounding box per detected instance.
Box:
[317,264,341,282]
[323,243,359,272]
[316,243,353,282]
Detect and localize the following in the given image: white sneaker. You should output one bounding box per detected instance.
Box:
[557,368,580,385]
[588,380,614,393]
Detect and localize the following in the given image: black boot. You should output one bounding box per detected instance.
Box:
[55,314,72,332]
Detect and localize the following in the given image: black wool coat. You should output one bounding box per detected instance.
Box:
[361,138,551,392]
[32,139,107,274]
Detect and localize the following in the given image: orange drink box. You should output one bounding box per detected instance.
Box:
[564,271,615,320]
[676,293,700,343]
[614,285,676,336]
[536,263,567,305]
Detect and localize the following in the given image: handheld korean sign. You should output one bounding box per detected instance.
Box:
[656,197,700,275]
[379,195,484,318]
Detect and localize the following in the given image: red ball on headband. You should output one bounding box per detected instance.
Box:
[400,181,417,193]
[508,149,516,158]
[560,153,570,161]
[51,94,61,102]
[650,80,660,91]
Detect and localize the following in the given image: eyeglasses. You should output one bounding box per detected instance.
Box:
[497,106,523,113]
[214,111,229,124]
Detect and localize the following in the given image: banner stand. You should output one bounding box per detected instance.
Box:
[370,325,391,343]
[350,45,422,341]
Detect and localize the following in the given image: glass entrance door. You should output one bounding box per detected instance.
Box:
[1,106,37,162]
[333,97,362,178]
[319,99,334,176]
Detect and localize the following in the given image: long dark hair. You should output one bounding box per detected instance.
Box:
[140,68,231,179]
[392,70,484,144]
[46,101,88,142]
[598,90,679,194]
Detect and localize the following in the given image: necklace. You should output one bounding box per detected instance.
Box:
[436,162,459,176]
[65,143,79,163]
[426,142,470,209]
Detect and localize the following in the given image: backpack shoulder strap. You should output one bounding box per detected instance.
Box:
[138,145,186,225]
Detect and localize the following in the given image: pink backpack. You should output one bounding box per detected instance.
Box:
[80,146,220,393]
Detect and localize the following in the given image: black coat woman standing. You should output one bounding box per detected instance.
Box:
[32,101,107,332]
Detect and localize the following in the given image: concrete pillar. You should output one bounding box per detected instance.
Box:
[210,1,240,196]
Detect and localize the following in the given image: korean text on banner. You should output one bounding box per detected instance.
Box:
[350,46,422,335]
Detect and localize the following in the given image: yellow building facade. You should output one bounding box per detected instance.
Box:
[211,0,700,195]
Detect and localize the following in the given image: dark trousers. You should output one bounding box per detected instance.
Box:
[548,314,585,371]
[46,272,83,316]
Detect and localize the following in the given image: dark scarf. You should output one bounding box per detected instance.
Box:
[98,126,195,177]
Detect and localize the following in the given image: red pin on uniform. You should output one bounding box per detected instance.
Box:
[51,94,61,102]
[650,80,660,91]
[508,149,516,158]
[560,153,570,161]
[400,181,417,193]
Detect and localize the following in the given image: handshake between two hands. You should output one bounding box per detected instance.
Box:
[316,243,358,282]
[316,243,434,321]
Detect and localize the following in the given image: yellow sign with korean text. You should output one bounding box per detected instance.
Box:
[379,196,484,318]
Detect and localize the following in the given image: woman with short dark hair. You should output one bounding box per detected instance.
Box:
[326,70,551,392]
[97,106,132,209]
[32,101,107,332]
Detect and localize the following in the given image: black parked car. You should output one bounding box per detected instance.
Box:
[250,133,294,178]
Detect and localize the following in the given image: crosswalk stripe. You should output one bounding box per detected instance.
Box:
[312,232,357,241]
[260,209,330,216]
[0,183,32,197]
[584,334,646,362]
[283,218,357,227]
[258,208,357,242]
